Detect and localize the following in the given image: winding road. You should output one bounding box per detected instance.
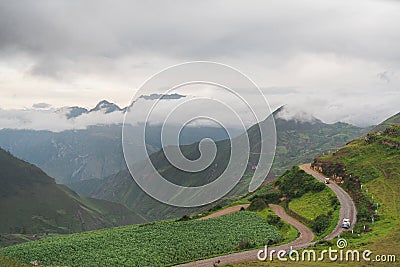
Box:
[176,163,357,267]
[299,164,357,240]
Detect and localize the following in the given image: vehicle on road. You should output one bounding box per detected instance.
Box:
[324,178,330,184]
[342,218,351,229]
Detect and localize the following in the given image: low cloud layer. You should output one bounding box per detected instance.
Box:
[0,108,124,132]
[32,103,52,109]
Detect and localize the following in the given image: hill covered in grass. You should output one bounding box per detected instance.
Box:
[371,111,400,132]
[312,124,400,257]
[0,148,145,237]
[247,167,339,238]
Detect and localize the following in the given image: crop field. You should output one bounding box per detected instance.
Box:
[0,211,281,267]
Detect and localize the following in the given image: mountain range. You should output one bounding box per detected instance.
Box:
[68,106,371,221]
[0,103,397,240]
[0,147,145,236]
[0,110,400,266]
[0,98,239,183]
[2,100,393,222]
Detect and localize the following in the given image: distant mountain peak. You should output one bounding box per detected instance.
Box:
[139,93,186,100]
[274,105,321,124]
[66,106,88,119]
[89,100,123,114]
[272,105,286,116]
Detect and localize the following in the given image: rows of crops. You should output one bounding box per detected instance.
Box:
[0,211,281,267]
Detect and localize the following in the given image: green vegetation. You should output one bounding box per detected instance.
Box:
[249,167,340,237]
[276,167,326,199]
[0,148,145,238]
[0,212,281,267]
[256,208,299,245]
[231,124,400,267]
[312,124,400,258]
[288,188,340,238]
[289,189,338,221]
[371,111,400,132]
[0,256,31,267]
[272,115,369,176]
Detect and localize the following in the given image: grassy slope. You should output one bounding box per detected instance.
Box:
[248,167,340,239]
[288,187,340,239]
[0,148,145,237]
[0,212,281,267]
[371,112,400,132]
[256,208,299,245]
[289,189,336,221]
[315,126,400,257]
[233,125,400,266]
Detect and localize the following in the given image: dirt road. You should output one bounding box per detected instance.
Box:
[299,163,357,239]
[177,205,314,267]
[176,163,357,266]
[197,204,250,220]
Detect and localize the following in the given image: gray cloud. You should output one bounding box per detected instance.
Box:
[377,71,393,83]
[0,107,124,132]
[32,103,52,109]
[0,0,399,125]
[1,1,399,70]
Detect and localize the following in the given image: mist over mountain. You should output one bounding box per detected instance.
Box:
[0,95,187,132]
[0,123,240,184]
[69,106,370,220]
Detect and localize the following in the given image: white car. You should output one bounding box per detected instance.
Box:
[342,218,351,229]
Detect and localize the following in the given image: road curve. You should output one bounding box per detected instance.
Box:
[176,163,357,266]
[299,164,357,240]
[177,205,314,267]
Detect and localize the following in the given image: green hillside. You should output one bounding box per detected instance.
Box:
[312,125,400,256]
[371,111,400,132]
[230,125,400,267]
[247,167,340,238]
[0,148,145,239]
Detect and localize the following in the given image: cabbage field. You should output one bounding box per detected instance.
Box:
[0,211,281,267]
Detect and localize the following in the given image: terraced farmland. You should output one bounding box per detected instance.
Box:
[0,211,281,267]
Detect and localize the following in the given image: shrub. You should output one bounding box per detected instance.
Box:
[264,192,281,204]
[312,214,330,234]
[248,198,267,211]
[267,215,283,229]
[237,240,255,250]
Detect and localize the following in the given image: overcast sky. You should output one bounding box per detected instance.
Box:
[0,0,399,126]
